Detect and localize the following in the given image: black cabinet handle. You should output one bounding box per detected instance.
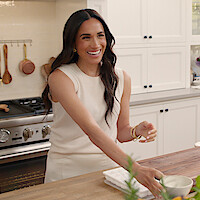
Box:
[149,85,152,88]
[165,109,169,112]
[149,35,152,39]
[144,85,147,88]
[160,110,163,113]
[144,36,147,39]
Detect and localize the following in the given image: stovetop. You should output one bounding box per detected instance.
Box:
[0,97,52,119]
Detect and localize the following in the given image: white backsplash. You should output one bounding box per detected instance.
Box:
[0,0,86,101]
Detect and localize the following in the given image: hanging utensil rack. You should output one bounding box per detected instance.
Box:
[0,39,32,46]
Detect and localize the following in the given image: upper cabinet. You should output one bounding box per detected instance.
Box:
[192,1,200,36]
[189,0,200,43]
[89,0,187,94]
[187,0,200,44]
[115,46,186,94]
[105,0,186,46]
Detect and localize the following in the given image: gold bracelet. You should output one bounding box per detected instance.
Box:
[130,125,142,141]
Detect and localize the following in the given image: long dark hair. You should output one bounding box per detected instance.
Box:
[42,9,119,126]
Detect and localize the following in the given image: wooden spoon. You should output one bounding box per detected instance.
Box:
[2,44,12,84]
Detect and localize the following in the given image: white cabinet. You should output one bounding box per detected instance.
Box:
[88,0,188,94]
[118,104,160,160]
[106,0,186,46]
[162,99,199,154]
[188,0,200,43]
[115,46,186,94]
[87,0,107,19]
[115,48,147,94]
[119,98,200,159]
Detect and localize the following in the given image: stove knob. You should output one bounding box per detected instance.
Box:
[0,129,10,143]
[42,125,51,138]
[23,128,33,141]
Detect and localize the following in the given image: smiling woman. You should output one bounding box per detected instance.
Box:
[75,18,107,75]
[42,8,163,198]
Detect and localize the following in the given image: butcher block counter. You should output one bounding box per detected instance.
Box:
[1,147,200,200]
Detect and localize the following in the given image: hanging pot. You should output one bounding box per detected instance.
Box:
[19,44,35,75]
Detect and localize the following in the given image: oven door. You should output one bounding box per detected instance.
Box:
[0,142,50,193]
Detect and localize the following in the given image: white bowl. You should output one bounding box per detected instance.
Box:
[192,80,200,86]
[195,141,200,147]
[162,175,193,198]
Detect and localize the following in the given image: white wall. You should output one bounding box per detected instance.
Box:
[0,0,86,101]
[55,0,87,52]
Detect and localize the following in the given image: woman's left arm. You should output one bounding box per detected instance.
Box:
[117,70,157,143]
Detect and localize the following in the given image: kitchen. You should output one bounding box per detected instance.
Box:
[1,0,200,199]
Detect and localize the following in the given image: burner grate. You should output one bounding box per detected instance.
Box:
[0,97,51,119]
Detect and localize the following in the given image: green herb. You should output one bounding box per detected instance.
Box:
[192,175,200,200]
[160,177,172,200]
[125,155,200,200]
[125,155,139,200]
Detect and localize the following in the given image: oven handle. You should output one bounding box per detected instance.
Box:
[0,141,51,160]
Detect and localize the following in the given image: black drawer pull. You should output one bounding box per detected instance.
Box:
[12,137,23,140]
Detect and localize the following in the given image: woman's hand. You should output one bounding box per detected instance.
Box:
[134,163,164,198]
[135,121,157,143]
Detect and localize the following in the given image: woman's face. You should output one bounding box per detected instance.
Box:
[75,18,107,67]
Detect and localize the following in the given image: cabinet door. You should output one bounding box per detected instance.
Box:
[106,0,147,45]
[87,0,107,19]
[147,47,186,92]
[147,0,186,43]
[188,0,200,43]
[101,0,185,45]
[118,104,162,160]
[163,99,199,154]
[115,48,148,94]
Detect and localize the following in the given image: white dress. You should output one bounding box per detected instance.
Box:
[45,63,124,183]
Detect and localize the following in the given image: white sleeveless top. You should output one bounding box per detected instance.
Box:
[45,63,124,182]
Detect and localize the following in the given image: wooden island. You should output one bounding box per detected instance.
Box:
[0,147,200,200]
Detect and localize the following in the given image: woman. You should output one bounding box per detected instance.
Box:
[42,9,163,197]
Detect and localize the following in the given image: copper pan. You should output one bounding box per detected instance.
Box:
[19,44,35,75]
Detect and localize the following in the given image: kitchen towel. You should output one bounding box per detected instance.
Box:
[103,167,153,199]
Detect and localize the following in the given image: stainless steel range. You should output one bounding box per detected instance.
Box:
[0,97,53,193]
[0,97,53,159]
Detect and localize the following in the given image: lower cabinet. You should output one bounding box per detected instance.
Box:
[118,97,200,160]
[118,103,160,160]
